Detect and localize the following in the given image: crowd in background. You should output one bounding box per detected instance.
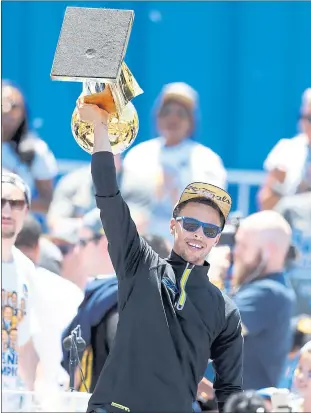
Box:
[2,78,311,412]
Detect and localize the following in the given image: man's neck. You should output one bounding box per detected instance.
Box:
[2,239,15,262]
[264,264,284,275]
[163,135,188,148]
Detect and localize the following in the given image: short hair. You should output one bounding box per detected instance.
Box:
[173,197,225,229]
[224,391,267,413]
[15,214,42,249]
[142,234,170,259]
[291,315,311,350]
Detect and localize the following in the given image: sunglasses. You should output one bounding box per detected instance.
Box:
[78,233,103,248]
[176,216,221,238]
[58,244,74,256]
[1,198,26,210]
[159,105,190,119]
[300,114,311,123]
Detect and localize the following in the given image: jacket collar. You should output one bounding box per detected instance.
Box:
[166,249,210,282]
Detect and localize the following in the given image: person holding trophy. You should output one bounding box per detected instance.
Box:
[51,6,243,413]
[75,96,242,413]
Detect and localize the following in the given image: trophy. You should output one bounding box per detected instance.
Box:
[51,7,143,154]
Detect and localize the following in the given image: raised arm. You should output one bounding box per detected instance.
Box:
[77,101,145,279]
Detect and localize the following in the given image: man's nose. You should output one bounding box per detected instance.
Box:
[2,201,12,215]
[193,227,204,239]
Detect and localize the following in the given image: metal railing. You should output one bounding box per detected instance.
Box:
[57,160,266,217]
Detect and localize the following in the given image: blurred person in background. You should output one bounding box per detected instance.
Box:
[46,154,122,232]
[14,214,84,390]
[2,81,58,214]
[223,390,268,413]
[62,207,171,393]
[121,82,227,240]
[1,172,42,400]
[258,88,311,210]
[274,191,311,316]
[47,203,150,290]
[45,223,85,289]
[279,315,311,389]
[59,208,117,392]
[293,340,311,412]
[38,236,63,275]
[232,210,295,390]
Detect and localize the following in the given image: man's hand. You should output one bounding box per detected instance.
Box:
[197,377,215,402]
[77,98,109,126]
[77,99,112,153]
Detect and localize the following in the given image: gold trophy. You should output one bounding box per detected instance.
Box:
[51,7,143,154]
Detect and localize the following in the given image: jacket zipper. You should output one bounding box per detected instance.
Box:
[176,263,194,311]
[111,402,130,412]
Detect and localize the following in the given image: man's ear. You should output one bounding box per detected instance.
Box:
[169,218,175,235]
[214,233,221,247]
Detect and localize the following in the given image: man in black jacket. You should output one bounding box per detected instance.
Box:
[77,101,243,413]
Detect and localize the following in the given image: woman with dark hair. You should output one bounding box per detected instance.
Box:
[2,81,58,213]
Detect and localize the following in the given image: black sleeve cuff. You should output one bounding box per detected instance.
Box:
[91,151,119,197]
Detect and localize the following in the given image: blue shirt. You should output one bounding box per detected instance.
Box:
[233,273,295,390]
[278,353,299,389]
[2,136,58,193]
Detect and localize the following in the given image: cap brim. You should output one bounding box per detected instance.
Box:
[43,234,76,246]
[176,182,232,220]
[162,93,195,109]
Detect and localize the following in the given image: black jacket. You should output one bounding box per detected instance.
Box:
[88,151,243,413]
[62,277,119,392]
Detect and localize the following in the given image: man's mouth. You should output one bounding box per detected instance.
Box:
[1,218,13,226]
[187,242,204,250]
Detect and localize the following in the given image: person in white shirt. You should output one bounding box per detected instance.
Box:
[2,81,58,214]
[120,82,227,240]
[1,172,39,406]
[15,214,84,389]
[258,88,311,210]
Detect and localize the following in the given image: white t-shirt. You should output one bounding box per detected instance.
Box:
[121,137,227,239]
[2,134,58,193]
[31,266,84,390]
[264,134,310,196]
[1,247,35,390]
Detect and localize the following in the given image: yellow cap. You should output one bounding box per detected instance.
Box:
[176,182,232,220]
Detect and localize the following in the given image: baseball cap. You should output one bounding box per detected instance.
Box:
[175,182,232,221]
[46,220,82,245]
[2,171,31,206]
[160,82,198,111]
[82,208,105,236]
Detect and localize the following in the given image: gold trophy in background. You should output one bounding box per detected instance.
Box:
[51,6,143,154]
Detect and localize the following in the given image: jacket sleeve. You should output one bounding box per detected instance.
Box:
[91,151,146,279]
[210,307,244,413]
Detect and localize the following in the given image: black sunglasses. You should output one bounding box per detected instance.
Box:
[78,233,103,247]
[300,114,311,123]
[1,198,26,211]
[159,104,190,119]
[58,244,74,256]
[176,216,221,238]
